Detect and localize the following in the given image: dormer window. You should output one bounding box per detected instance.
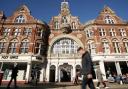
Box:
[72,22,76,29]
[15,15,25,23]
[105,16,114,24]
[62,16,67,23]
[54,21,59,29]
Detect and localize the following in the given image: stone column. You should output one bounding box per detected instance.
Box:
[55,64,58,82]
[39,68,44,82]
[25,62,31,83]
[46,63,50,82]
[115,62,122,75]
[58,68,61,82]
[72,64,76,82]
[99,61,106,80]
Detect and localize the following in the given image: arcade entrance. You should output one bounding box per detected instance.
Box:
[59,63,72,82]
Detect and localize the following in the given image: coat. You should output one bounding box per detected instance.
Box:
[96,67,103,82]
[81,51,94,76]
[11,66,18,78]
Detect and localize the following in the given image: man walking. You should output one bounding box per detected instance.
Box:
[7,63,18,89]
[77,47,95,89]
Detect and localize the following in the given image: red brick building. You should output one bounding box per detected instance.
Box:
[0,1,128,83]
[46,1,128,82]
[0,5,50,82]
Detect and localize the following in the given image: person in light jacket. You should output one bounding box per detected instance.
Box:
[77,47,95,89]
[96,65,108,89]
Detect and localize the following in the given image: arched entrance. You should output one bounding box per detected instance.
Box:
[59,63,72,82]
[49,65,56,82]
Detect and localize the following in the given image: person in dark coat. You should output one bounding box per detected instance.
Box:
[77,47,95,89]
[74,71,80,85]
[7,63,18,89]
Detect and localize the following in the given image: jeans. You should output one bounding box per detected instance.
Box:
[7,76,17,88]
[82,75,95,89]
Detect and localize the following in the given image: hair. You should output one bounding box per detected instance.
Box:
[77,47,83,52]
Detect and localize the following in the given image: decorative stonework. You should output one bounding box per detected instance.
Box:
[77,34,82,38]
[50,34,54,38]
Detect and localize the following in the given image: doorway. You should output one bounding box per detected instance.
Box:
[49,65,56,82]
[59,63,72,82]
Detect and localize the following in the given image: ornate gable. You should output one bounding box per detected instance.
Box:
[5,5,42,24]
[15,5,30,15]
[95,6,124,24]
[49,1,83,31]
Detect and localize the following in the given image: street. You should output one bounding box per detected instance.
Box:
[0,82,128,89]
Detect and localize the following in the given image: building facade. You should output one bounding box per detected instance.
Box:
[45,1,128,82]
[0,1,128,83]
[0,5,50,82]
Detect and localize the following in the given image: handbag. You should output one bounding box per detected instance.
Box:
[87,74,93,79]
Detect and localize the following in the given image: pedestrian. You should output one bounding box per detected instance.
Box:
[77,47,95,89]
[96,65,108,89]
[74,71,80,85]
[7,63,18,89]
[116,74,122,84]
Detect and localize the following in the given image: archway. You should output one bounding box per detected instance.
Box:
[59,63,72,82]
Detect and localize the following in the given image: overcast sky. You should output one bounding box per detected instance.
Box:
[0,0,128,23]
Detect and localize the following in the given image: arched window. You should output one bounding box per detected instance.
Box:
[8,39,18,54]
[54,21,59,29]
[123,39,128,53]
[20,39,29,54]
[15,15,25,23]
[112,39,121,53]
[105,16,114,24]
[62,16,67,23]
[102,39,110,53]
[0,39,6,53]
[51,38,79,54]
[72,22,76,29]
[86,29,93,37]
[87,40,96,54]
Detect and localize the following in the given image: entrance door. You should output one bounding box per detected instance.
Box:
[60,69,71,82]
[60,63,72,82]
[119,61,128,74]
[104,62,117,78]
[49,65,56,82]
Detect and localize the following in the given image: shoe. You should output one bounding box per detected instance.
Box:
[105,87,109,89]
[96,87,100,89]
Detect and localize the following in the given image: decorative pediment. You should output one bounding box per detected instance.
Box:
[100,6,115,14]
[94,6,125,24]
[15,5,30,14]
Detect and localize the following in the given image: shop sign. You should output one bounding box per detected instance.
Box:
[115,55,125,58]
[1,56,18,59]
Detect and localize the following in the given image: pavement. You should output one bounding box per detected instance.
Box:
[0,82,128,89]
